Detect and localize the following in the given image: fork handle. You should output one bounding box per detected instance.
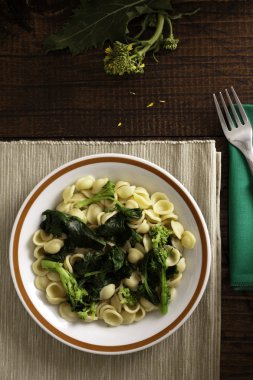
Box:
[242,150,253,177]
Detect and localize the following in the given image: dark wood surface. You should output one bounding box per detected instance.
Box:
[1,1,253,379]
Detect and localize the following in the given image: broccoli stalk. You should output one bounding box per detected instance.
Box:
[77,180,142,220]
[149,225,172,314]
[104,13,165,76]
[78,180,116,208]
[41,260,88,308]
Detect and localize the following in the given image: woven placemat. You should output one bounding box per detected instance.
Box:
[0,140,221,380]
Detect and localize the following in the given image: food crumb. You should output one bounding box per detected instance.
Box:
[117,122,122,127]
[146,102,154,108]
[130,91,136,95]
[159,100,166,103]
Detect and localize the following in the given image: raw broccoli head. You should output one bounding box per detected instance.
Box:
[104,42,145,76]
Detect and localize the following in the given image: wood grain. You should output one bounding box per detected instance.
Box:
[0,1,253,379]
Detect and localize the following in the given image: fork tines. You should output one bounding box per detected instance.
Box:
[213,86,249,133]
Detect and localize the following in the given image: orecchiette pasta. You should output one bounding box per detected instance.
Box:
[32,175,196,327]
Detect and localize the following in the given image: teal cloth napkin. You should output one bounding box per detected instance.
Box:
[229,104,253,290]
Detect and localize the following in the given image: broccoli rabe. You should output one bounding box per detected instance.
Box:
[149,224,172,251]
[41,260,88,309]
[77,181,142,220]
[149,225,173,314]
[77,302,97,321]
[78,180,116,208]
[119,287,137,306]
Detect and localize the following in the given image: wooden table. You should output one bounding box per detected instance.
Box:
[1,1,253,378]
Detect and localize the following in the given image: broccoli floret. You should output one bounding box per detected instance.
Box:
[119,287,137,306]
[104,42,145,76]
[77,180,116,208]
[41,260,88,308]
[149,225,172,251]
[104,13,166,76]
[77,302,97,321]
[163,17,179,51]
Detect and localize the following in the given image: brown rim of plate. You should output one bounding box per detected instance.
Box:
[12,156,208,353]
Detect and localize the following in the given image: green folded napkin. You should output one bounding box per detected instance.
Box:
[229,104,253,290]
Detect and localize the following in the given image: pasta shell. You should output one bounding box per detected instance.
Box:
[176,257,186,273]
[75,175,95,191]
[171,236,183,252]
[63,255,73,273]
[123,271,140,290]
[167,273,183,288]
[86,204,103,225]
[117,185,136,199]
[151,192,169,203]
[46,282,67,304]
[145,209,161,223]
[134,306,146,322]
[47,271,60,282]
[32,229,46,247]
[171,220,184,239]
[32,257,48,276]
[68,208,86,222]
[63,185,75,203]
[33,246,45,259]
[56,202,72,213]
[125,199,139,209]
[115,181,130,191]
[181,231,196,249]
[59,302,78,322]
[139,297,157,312]
[127,248,144,264]
[165,246,181,267]
[110,294,122,313]
[121,310,136,324]
[35,275,50,291]
[143,234,152,253]
[100,284,116,300]
[44,239,64,254]
[136,219,150,234]
[103,309,123,326]
[153,200,174,215]
[91,178,108,194]
[133,193,152,209]
[122,303,140,314]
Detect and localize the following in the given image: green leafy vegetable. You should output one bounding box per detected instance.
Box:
[119,286,138,306]
[40,210,105,250]
[44,0,199,75]
[44,0,149,54]
[78,180,116,208]
[41,260,88,309]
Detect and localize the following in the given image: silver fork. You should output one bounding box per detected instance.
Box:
[213,86,253,176]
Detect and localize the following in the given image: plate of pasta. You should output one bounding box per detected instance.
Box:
[10,153,211,354]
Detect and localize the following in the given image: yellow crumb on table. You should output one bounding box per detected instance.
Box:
[146,102,154,108]
[117,122,122,127]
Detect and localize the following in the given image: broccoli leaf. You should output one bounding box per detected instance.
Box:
[96,212,132,245]
[108,245,125,271]
[44,0,149,54]
[40,210,105,250]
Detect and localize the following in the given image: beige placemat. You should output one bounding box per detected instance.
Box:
[0,140,221,380]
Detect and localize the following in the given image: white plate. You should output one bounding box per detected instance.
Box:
[9,153,211,354]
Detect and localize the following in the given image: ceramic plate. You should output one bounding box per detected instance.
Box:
[9,153,211,354]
